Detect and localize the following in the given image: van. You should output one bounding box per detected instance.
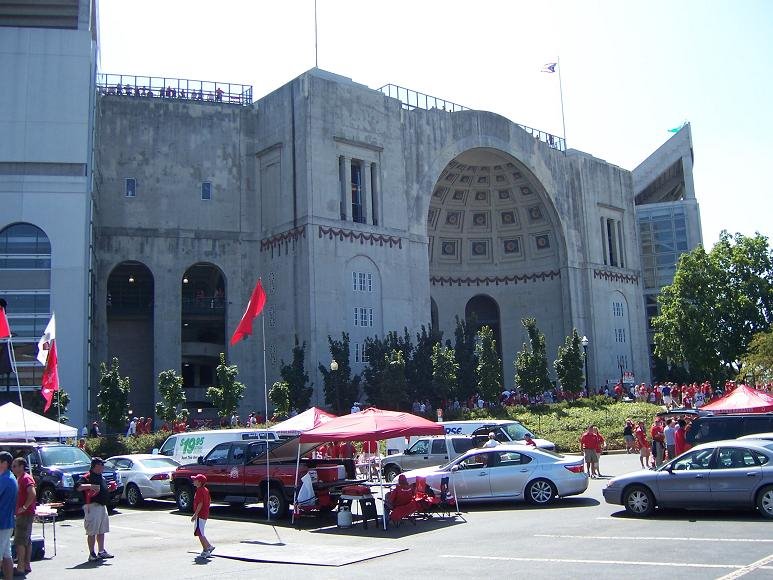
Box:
[685,414,773,447]
[386,419,555,454]
[156,429,279,464]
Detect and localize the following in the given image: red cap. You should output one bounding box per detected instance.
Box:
[192,474,207,484]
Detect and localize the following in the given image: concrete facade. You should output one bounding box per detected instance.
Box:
[89,68,658,417]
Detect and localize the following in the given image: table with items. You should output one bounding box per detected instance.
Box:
[34,503,61,557]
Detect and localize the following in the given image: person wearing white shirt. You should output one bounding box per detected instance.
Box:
[483,432,499,448]
[126,418,136,437]
[350,402,361,414]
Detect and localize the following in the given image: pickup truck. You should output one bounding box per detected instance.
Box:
[382,436,476,481]
[171,437,354,518]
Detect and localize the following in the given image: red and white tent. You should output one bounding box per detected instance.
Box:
[271,407,336,436]
[701,385,773,414]
[299,407,444,443]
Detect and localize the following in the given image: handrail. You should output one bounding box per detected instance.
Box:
[96,73,253,106]
[377,83,565,152]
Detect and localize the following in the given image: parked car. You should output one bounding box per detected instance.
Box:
[171,437,330,518]
[602,439,773,519]
[685,414,773,447]
[738,432,773,442]
[106,454,180,507]
[401,444,587,506]
[0,442,122,510]
[156,428,280,464]
[382,436,476,481]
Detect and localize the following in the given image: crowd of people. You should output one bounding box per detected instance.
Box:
[99,83,229,103]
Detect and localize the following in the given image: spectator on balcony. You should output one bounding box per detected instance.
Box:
[116,83,123,95]
[216,88,224,102]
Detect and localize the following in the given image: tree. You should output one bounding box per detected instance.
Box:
[318,333,361,414]
[364,349,408,409]
[206,352,246,419]
[739,326,773,383]
[514,318,551,398]
[432,342,458,405]
[24,389,71,423]
[453,316,478,401]
[554,329,585,394]
[155,369,187,424]
[97,357,131,433]
[405,325,442,404]
[475,326,502,403]
[280,337,312,412]
[653,232,773,382]
[269,380,291,419]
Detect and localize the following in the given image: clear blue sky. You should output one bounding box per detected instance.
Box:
[97,0,772,247]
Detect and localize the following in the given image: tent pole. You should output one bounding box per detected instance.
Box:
[261,314,271,521]
[7,336,29,442]
[444,431,460,514]
[291,442,301,525]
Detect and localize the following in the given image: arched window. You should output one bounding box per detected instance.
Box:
[0,223,52,389]
[465,294,503,359]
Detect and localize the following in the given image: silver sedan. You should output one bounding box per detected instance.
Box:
[603,439,773,519]
[401,444,588,506]
[106,454,180,507]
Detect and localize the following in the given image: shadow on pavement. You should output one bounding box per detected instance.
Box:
[608,507,763,522]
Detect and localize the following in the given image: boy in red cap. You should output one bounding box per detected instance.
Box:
[191,475,214,558]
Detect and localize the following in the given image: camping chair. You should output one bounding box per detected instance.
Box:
[385,476,419,528]
[293,473,318,522]
[429,476,454,518]
[413,476,440,520]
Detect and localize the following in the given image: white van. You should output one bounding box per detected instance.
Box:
[156,429,279,464]
[386,419,554,454]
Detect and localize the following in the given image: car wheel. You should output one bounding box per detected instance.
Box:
[265,485,288,519]
[526,478,556,505]
[175,482,194,513]
[623,485,655,517]
[39,485,57,506]
[384,465,401,482]
[126,483,143,507]
[756,485,773,519]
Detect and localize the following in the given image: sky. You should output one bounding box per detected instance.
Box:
[96,0,773,247]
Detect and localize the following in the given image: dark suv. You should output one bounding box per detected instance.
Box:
[0,442,123,510]
[686,414,773,447]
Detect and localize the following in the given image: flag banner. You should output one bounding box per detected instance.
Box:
[0,342,12,375]
[37,314,56,365]
[0,307,10,339]
[41,340,59,412]
[230,279,267,345]
[542,62,557,73]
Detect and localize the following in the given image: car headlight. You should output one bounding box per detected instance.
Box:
[62,474,74,488]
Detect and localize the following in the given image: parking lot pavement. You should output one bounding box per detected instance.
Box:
[29,453,773,579]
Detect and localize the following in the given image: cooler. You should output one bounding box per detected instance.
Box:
[315,465,342,482]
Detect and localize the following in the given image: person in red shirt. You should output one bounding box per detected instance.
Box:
[674,418,687,456]
[591,427,606,477]
[191,474,214,558]
[650,419,666,468]
[144,417,153,434]
[522,434,537,447]
[579,426,598,477]
[634,421,651,469]
[12,458,36,576]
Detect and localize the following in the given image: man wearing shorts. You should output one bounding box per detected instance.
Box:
[12,457,36,576]
[635,421,651,469]
[0,451,17,580]
[77,457,114,562]
[579,426,598,478]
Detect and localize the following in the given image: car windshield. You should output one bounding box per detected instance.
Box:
[40,446,91,466]
[503,422,531,440]
[138,457,179,469]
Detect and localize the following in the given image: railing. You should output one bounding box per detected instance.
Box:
[97,73,253,106]
[377,83,566,152]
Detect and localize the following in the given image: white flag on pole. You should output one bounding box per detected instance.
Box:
[37,314,56,365]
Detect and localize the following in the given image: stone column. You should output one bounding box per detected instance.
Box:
[153,271,181,419]
[371,162,381,226]
[361,161,371,224]
[343,157,353,221]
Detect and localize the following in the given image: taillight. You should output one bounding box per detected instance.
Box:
[150,473,170,481]
[564,464,585,474]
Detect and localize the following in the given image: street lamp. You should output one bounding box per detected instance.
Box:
[330,360,339,413]
[581,336,589,394]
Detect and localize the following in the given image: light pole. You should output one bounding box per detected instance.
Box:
[581,336,589,394]
[330,360,339,414]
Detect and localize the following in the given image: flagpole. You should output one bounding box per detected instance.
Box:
[261,298,271,521]
[314,0,319,68]
[6,336,29,442]
[557,56,567,152]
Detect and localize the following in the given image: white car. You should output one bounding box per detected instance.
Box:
[739,432,773,441]
[106,454,180,507]
[401,444,587,506]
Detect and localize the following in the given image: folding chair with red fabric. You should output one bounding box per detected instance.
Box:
[385,475,419,527]
[413,476,440,518]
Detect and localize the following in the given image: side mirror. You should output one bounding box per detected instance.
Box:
[197,456,204,465]
[666,464,674,473]
[151,448,159,455]
[404,448,412,455]
[450,465,460,472]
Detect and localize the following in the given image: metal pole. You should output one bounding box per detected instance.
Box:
[557,56,567,151]
[314,0,319,68]
[583,345,589,394]
[261,304,271,521]
[6,336,29,442]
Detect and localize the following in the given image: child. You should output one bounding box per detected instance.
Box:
[191,474,214,558]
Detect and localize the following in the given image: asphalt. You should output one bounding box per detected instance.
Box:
[28,453,773,579]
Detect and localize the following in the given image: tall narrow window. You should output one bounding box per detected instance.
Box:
[354,343,360,363]
[351,161,364,223]
[201,182,212,201]
[601,217,608,265]
[367,273,372,292]
[617,220,625,268]
[353,307,359,327]
[606,218,618,267]
[339,157,347,220]
[362,344,370,363]
[370,162,379,226]
[352,272,358,291]
[125,178,136,198]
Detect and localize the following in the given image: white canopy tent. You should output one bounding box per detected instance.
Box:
[0,402,76,439]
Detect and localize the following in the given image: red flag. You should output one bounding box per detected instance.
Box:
[230,279,267,345]
[0,307,10,339]
[41,340,59,412]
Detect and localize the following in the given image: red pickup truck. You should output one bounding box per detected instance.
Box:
[171,437,355,518]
